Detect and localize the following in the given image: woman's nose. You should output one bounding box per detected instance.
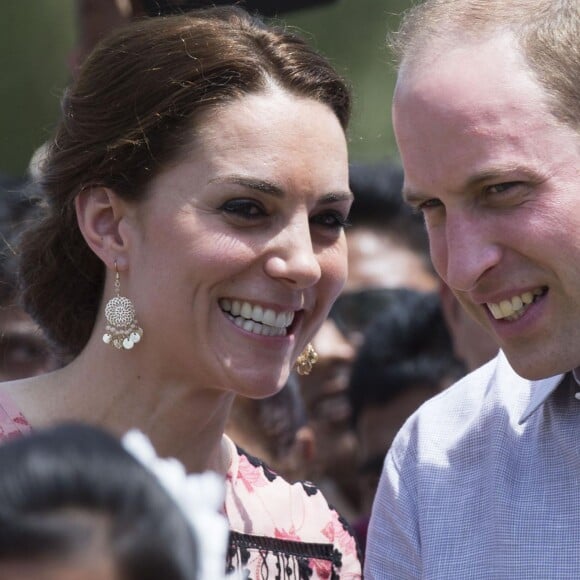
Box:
[264,218,322,289]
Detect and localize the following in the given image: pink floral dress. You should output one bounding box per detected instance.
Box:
[224,435,362,579]
[0,396,361,578]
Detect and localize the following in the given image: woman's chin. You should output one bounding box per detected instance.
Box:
[230,368,290,400]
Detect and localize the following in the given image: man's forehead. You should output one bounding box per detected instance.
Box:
[394,32,534,110]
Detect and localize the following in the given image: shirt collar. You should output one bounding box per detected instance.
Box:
[518,373,566,424]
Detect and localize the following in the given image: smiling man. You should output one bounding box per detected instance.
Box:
[365,1,580,578]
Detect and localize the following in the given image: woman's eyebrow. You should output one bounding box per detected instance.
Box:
[318,191,354,204]
[209,175,284,197]
[210,175,353,203]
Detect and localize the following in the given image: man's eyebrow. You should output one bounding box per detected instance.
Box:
[209,175,353,202]
[464,165,544,188]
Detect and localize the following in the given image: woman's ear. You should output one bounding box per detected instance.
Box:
[75,187,132,270]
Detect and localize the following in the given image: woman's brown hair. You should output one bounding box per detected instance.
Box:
[19,6,351,357]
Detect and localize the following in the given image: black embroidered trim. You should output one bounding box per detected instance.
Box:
[230,531,336,560]
[227,531,342,579]
[300,480,319,497]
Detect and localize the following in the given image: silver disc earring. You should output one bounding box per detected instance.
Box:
[102,264,143,350]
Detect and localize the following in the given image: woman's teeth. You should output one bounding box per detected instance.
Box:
[219,299,295,336]
[487,288,545,321]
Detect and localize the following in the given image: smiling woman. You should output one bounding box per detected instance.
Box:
[0,7,361,579]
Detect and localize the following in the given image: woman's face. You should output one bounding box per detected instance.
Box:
[123,88,351,397]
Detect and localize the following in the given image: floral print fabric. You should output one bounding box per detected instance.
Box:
[224,435,362,579]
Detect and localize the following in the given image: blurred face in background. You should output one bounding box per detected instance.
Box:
[299,318,356,497]
[345,226,438,294]
[0,304,59,382]
[439,282,498,372]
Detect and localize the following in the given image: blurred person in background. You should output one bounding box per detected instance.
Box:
[0,176,59,383]
[347,288,464,553]
[344,161,438,297]
[297,316,358,518]
[439,282,499,372]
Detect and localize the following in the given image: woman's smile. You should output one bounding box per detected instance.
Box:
[219,298,297,337]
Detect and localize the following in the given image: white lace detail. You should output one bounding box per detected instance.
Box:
[122,429,234,580]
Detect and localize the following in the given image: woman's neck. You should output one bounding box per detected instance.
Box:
[2,344,236,474]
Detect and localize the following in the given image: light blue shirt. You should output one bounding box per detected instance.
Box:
[365,351,580,579]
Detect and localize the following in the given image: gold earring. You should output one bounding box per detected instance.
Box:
[295,343,318,376]
[102,263,143,350]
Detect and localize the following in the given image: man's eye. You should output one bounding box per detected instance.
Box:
[311,211,351,230]
[220,199,266,218]
[485,181,523,195]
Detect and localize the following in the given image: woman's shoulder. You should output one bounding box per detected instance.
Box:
[227,440,330,506]
[225,440,357,541]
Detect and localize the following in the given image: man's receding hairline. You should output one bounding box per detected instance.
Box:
[396,24,518,75]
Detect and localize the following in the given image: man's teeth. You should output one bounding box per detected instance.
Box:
[219,299,295,336]
[487,288,544,320]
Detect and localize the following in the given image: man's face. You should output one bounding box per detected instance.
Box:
[393,33,580,380]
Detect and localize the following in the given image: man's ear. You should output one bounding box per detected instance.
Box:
[75,186,132,270]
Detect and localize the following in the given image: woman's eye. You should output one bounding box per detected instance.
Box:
[311,211,351,230]
[220,199,266,219]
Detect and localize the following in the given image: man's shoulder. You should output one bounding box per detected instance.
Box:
[404,352,508,423]
[389,351,548,463]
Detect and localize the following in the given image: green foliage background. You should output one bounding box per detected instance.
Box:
[0,0,411,177]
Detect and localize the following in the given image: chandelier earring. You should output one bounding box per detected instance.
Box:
[102,263,143,350]
[295,343,318,376]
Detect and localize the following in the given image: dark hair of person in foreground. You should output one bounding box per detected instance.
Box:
[0,423,198,580]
